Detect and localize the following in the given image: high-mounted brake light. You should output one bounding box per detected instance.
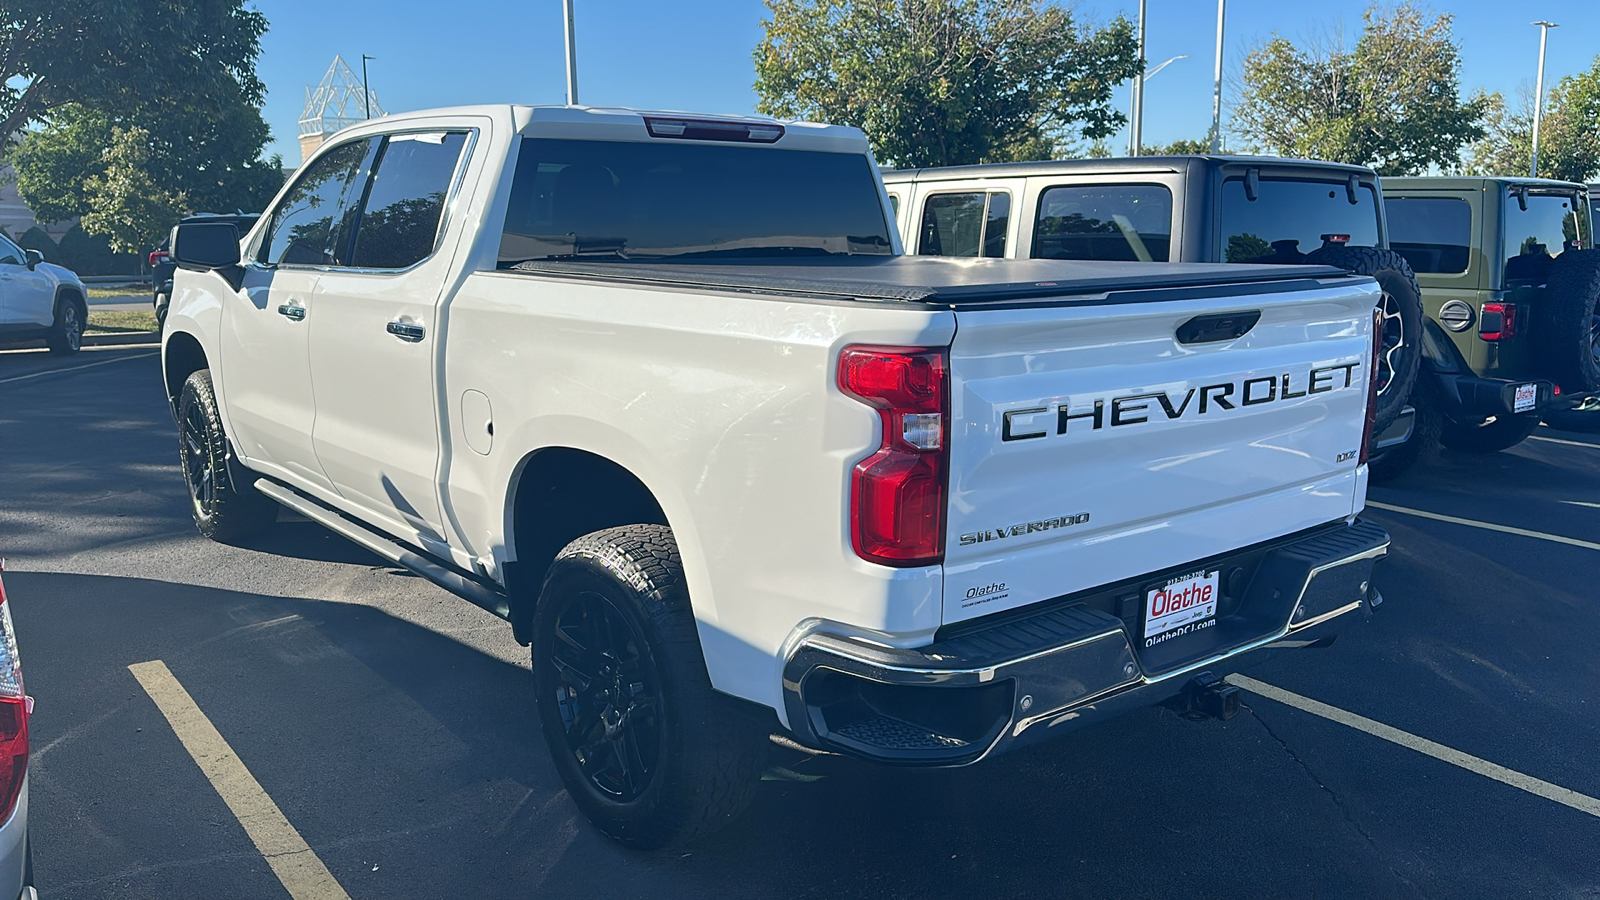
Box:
[0,565,28,823]
[838,346,949,566]
[1479,302,1516,341]
[1321,233,1352,245]
[1360,306,1382,465]
[644,116,785,143]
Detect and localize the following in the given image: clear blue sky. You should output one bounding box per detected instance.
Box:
[256,0,1598,167]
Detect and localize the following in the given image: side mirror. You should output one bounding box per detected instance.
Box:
[23,249,42,270]
[172,222,242,271]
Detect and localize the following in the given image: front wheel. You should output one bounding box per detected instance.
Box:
[1440,412,1542,453]
[177,369,279,543]
[45,296,84,354]
[532,524,768,849]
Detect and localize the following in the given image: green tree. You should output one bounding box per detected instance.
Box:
[1142,137,1211,155]
[80,126,188,253]
[753,0,1141,168]
[0,0,267,139]
[1233,2,1487,175]
[1466,59,1600,182]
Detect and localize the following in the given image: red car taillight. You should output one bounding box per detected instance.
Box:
[1479,302,1516,340]
[149,250,169,268]
[1360,306,1382,465]
[0,568,28,823]
[838,346,949,566]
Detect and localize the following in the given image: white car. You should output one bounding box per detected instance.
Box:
[0,233,88,354]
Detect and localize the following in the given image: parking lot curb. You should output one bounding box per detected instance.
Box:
[83,332,159,347]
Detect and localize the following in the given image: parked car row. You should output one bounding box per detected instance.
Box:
[884,160,1600,477]
[0,231,87,354]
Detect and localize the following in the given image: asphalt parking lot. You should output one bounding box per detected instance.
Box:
[2,343,1597,899]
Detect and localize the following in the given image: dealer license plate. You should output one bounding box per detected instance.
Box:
[1513,383,1537,414]
[1144,569,1220,641]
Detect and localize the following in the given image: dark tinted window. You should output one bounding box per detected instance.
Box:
[1384,196,1472,273]
[498,138,892,262]
[918,191,1009,258]
[1031,184,1171,262]
[350,132,469,269]
[259,140,370,267]
[1502,190,1587,285]
[888,194,900,216]
[0,236,23,266]
[1220,178,1379,264]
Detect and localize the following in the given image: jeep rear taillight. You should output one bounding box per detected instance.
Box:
[1479,302,1516,340]
[0,567,28,823]
[838,346,949,566]
[1360,306,1382,465]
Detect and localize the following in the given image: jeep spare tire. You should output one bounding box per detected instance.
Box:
[1304,246,1424,434]
[1538,248,1600,392]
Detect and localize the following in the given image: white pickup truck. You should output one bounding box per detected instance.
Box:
[163,104,1391,848]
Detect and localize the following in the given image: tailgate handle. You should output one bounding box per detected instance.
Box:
[1176,311,1260,345]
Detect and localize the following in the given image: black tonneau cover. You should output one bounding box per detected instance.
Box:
[508,256,1352,305]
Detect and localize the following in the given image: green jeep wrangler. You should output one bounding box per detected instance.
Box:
[1377,177,1600,473]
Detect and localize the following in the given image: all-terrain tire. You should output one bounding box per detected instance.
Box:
[45,294,85,354]
[1537,248,1600,392]
[1439,411,1542,453]
[532,524,768,849]
[1304,246,1424,434]
[177,370,279,543]
[1367,373,1443,483]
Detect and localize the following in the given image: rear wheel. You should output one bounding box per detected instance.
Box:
[178,369,278,543]
[1538,249,1600,392]
[1367,375,1443,483]
[1304,246,1424,434]
[1440,412,1542,453]
[45,295,84,354]
[532,524,767,848]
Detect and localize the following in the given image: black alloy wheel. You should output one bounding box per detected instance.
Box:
[547,589,663,802]
[180,397,218,519]
[175,369,278,542]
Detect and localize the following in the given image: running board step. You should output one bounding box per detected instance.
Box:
[253,479,511,619]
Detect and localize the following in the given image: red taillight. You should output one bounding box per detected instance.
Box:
[1479,302,1516,340]
[0,571,27,823]
[838,346,949,566]
[1360,306,1382,465]
[149,250,169,268]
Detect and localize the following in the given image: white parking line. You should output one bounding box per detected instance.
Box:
[1528,435,1600,449]
[1227,674,1600,819]
[0,350,158,386]
[1365,501,1600,552]
[129,660,352,900]
[1561,500,1600,510]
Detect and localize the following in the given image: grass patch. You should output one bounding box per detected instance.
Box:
[87,309,158,333]
[84,284,150,299]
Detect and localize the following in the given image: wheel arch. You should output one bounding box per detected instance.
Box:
[163,330,210,409]
[53,283,86,315]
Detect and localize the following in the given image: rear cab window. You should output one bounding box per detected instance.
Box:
[1502,188,1589,286]
[917,191,1010,258]
[1385,196,1472,274]
[1029,184,1172,262]
[498,138,893,263]
[1220,178,1380,264]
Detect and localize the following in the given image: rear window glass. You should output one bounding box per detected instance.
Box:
[1030,184,1171,262]
[498,138,893,263]
[1502,190,1588,285]
[917,191,1009,258]
[1384,196,1472,274]
[1220,178,1380,264]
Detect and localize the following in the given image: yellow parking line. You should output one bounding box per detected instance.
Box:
[129,660,351,900]
[0,350,158,386]
[1228,674,1600,819]
[1365,500,1600,552]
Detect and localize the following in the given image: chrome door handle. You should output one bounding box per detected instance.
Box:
[387,320,426,342]
[277,304,306,321]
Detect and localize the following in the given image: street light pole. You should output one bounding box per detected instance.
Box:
[1530,21,1558,178]
[564,0,579,106]
[1210,0,1226,154]
[360,54,375,120]
[1129,55,1189,155]
[1131,0,1146,156]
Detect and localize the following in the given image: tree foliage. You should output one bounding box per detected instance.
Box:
[753,0,1141,168]
[0,0,267,139]
[1466,59,1600,183]
[1233,2,1487,175]
[1142,138,1211,156]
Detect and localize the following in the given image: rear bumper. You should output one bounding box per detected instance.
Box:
[782,519,1388,765]
[1435,370,1558,419]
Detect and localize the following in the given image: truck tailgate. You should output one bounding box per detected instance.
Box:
[943,276,1377,625]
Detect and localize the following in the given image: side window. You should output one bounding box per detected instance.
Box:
[0,236,23,266]
[918,191,1010,258]
[1384,197,1471,274]
[258,140,371,267]
[349,131,470,269]
[1032,184,1172,262]
[1502,191,1586,286]
[887,193,900,216]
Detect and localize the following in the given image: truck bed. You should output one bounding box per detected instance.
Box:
[508,256,1351,305]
